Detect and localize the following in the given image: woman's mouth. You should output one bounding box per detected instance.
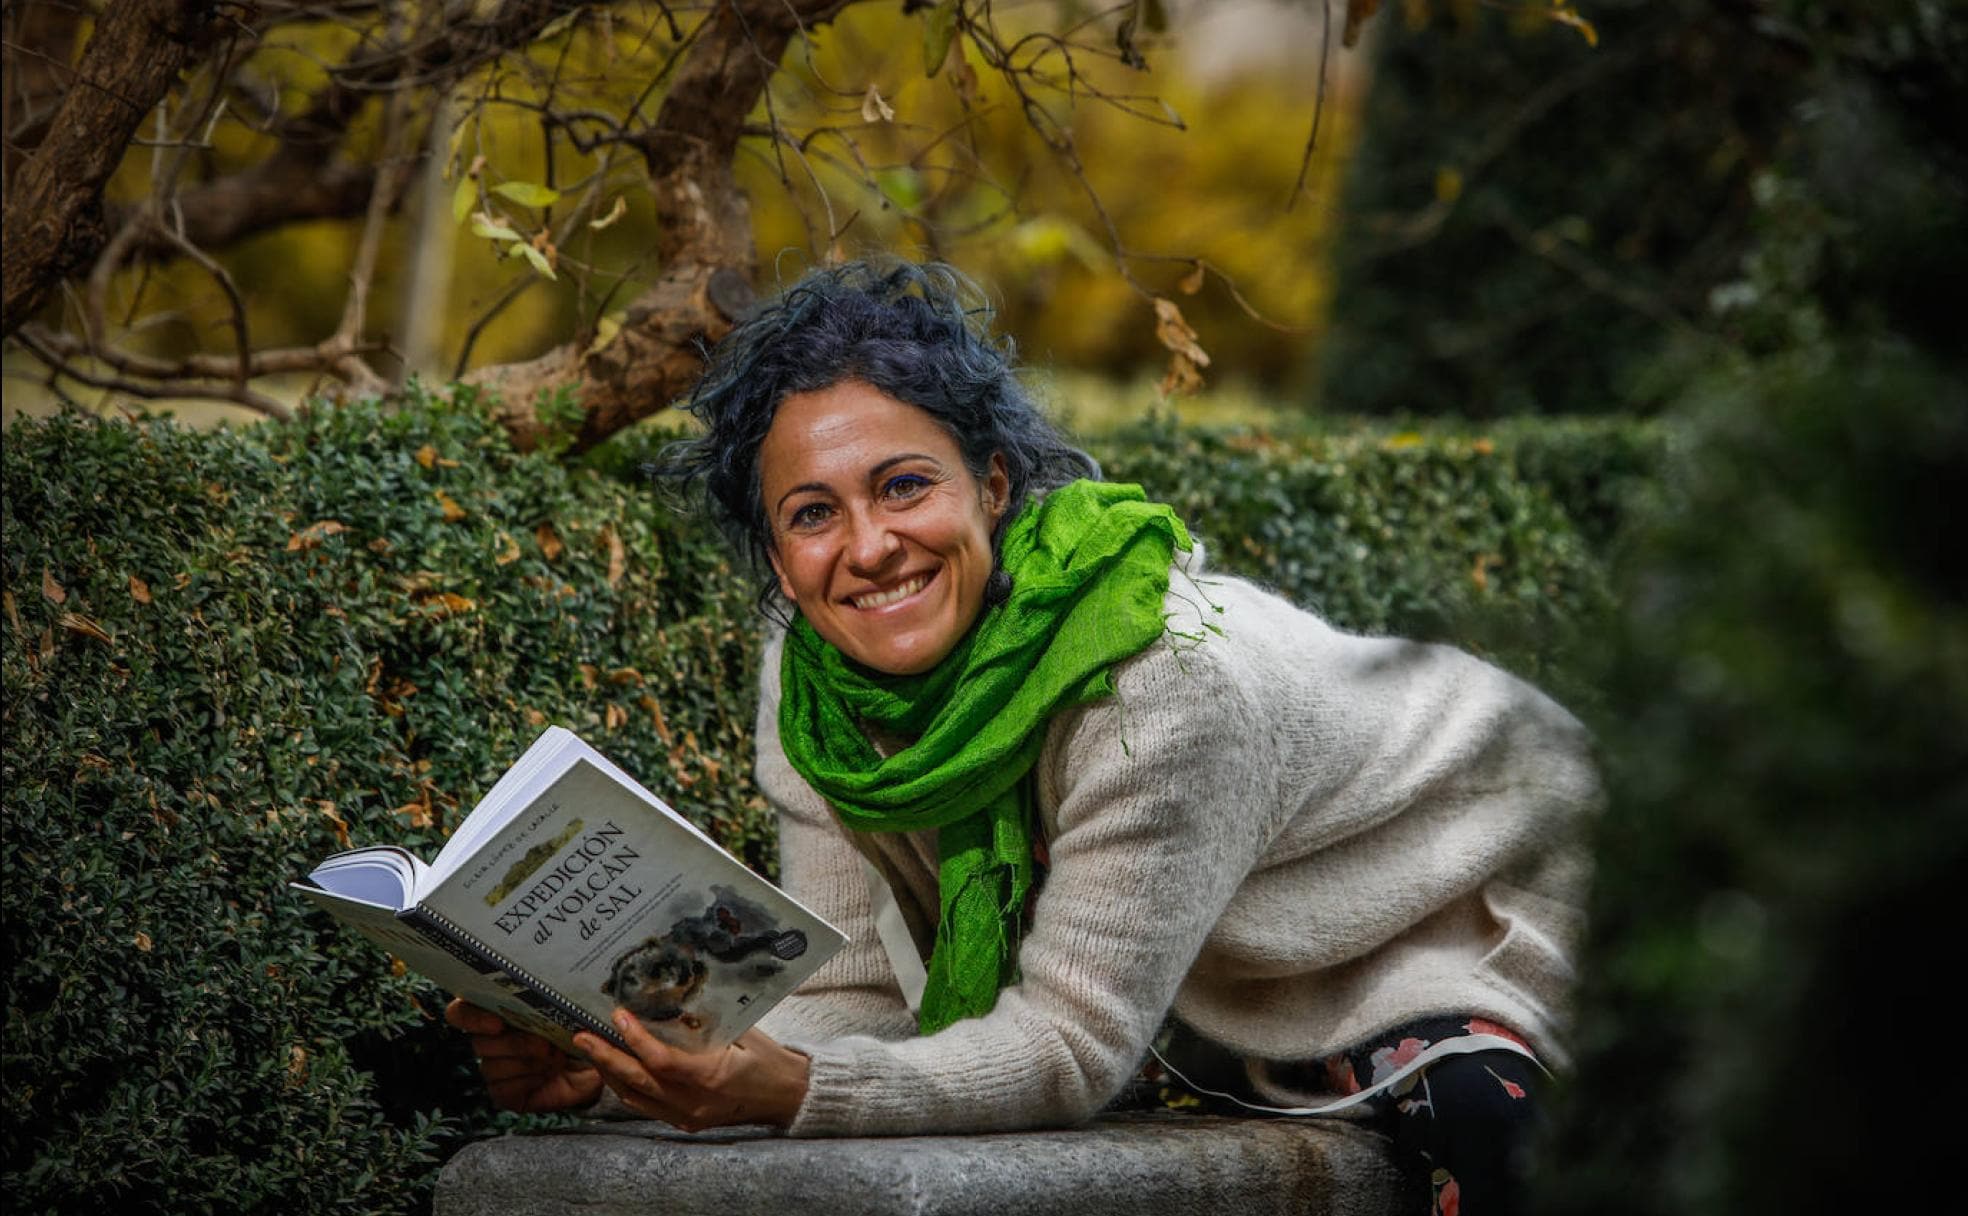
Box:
[849,572,931,610]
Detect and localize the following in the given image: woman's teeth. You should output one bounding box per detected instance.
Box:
[852,574,928,609]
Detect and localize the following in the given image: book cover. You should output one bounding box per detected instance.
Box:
[294,728,844,1054]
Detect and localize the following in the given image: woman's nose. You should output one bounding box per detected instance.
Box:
[843,511,902,574]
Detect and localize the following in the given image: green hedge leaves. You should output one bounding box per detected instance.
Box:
[4,391,1647,1212]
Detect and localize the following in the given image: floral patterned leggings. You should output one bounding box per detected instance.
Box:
[1326,1016,1546,1216]
[1150,1014,1546,1215]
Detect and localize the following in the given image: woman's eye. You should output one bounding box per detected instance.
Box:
[882,474,930,501]
[788,502,832,530]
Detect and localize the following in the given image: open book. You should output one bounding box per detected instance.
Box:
[293,726,844,1054]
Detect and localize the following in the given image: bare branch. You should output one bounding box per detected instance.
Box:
[14,323,298,421]
[113,0,592,262]
[1287,0,1337,210]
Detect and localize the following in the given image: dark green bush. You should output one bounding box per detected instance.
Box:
[5,392,1640,1213]
[2,389,762,1215]
[1533,347,1968,1216]
[1092,417,1636,712]
[1530,8,1968,1205]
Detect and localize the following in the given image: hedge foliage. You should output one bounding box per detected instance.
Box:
[1532,347,1968,1216]
[3,391,1651,1214]
[2,391,762,1215]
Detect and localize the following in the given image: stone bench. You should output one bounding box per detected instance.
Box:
[433,1111,1414,1216]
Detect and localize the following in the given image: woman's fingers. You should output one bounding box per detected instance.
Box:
[574,1031,673,1104]
[612,1010,728,1086]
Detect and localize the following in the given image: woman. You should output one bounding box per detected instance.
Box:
[448,260,1599,1212]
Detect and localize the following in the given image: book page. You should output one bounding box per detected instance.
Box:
[420,758,844,1050]
[304,846,423,909]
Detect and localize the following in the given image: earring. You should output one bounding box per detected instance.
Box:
[984,569,1013,607]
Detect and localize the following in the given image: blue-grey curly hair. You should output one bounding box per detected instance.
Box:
[662,259,1099,605]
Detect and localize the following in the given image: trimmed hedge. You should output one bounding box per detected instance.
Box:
[3,391,1649,1213]
[2,391,763,1215]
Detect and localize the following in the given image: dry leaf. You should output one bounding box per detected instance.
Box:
[3,590,20,635]
[286,1044,309,1088]
[59,613,113,644]
[589,195,628,231]
[1343,0,1383,47]
[536,523,564,561]
[286,520,349,552]
[949,60,980,106]
[134,930,153,952]
[41,568,66,605]
[1550,6,1599,46]
[320,803,352,849]
[417,592,477,618]
[639,694,674,745]
[493,531,522,565]
[1179,263,1206,295]
[1152,297,1211,366]
[525,707,547,726]
[604,702,628,730]
[367,538,393,555]
[393,800,435,829]
[128,574,152,604]
[435,490,467,523]
[1472,438,1495,456]
[608,666,644,685]
[390,955,408,978]
[861,83,895,123]
[578,663,598,688]
[1471,553,1500,593]
[1159,353,1205,397]
[603,526,626,586]
[416,444,438,469]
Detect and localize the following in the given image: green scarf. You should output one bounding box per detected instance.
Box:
[777,479,1191,1034]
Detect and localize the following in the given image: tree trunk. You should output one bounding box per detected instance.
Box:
[0,0,214,336]
[465,0,854,454]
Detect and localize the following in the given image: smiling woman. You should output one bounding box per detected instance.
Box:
[447,260,1602,1216]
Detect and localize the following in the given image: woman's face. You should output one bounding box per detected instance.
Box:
[760,380,1009,676]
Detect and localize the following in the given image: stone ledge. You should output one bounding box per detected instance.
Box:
[433,1111,1413,1216]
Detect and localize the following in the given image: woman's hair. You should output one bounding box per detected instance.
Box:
[661,258,1099,605]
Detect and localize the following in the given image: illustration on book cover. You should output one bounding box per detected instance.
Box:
[602,885,810,1044]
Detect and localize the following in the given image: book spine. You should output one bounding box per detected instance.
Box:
[401,904,630,1051]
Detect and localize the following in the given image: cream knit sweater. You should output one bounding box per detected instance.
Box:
[754,556,1600,1137]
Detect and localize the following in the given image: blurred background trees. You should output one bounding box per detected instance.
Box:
[1,0,1404,447]
[5,1,1966,1212]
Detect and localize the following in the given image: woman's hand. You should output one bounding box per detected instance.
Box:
[573,1010,811,1132]
[445,998,603,1113]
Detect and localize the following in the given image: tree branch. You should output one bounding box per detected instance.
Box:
[2,0,218,337]
[466,0,859,453]
[109,0,589,262]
